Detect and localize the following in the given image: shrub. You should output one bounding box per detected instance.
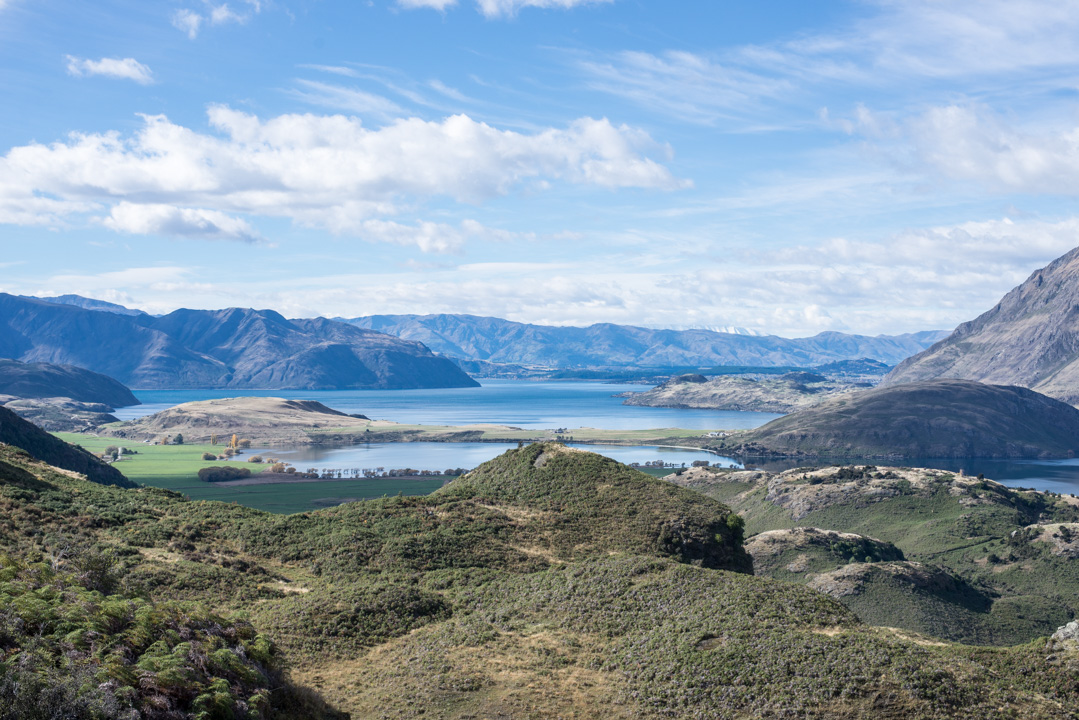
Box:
[197,466,252,483]
[202,453,218,461]
[249,456,264,463]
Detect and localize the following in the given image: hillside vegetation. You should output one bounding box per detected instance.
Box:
[670,463,1079,645]
[1,438,1078,718]
[720,379,1079,458]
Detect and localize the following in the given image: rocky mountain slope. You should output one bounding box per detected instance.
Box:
[25,293,149,316]
[719,379,1079,458]
[0,357,138,407]
[668,463,1079,646]
[347,313,946,368]
[0,294,477,390]
[2,439,1077,718]
[623,371,868,412]
[885,245,1079,404]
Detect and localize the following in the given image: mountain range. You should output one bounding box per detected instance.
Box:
[0,294,476,390]
[346,313,948,368]
[0,358,139,407]
[885,245,1079,404]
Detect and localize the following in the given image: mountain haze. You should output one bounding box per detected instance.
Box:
[885,245,1079,404]
[0,294,476,390]
[347,313,946,368]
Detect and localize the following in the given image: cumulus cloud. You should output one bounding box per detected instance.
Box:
[0,107,683,248]
[103,202,262,243]
[65,56,154,84]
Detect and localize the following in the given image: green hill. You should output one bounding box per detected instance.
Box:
[672,464,1079,645]
[1,441,1078,718]
[722,378,1079,458]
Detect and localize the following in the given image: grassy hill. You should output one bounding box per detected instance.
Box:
[1,439,1078,718]
[671,464,1079,645]
[720,379,1079,458]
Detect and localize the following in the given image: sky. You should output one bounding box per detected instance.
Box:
[3,0,1079,337]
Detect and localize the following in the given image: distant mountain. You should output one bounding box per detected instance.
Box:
[0,358,139,407]
[885,246,1079,404]
[723,379,1079,458]
[345,314,948,368]
[0,294,477,390]
[0,405,133,487]
[25,293,148,316]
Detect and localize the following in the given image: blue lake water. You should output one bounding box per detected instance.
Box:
[115,379,781,430]
[115,380,1079,494]
[262,442,742,475]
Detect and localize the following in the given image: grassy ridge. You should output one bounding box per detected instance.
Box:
[2,440,1078,718]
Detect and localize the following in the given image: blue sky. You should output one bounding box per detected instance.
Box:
[3,0,1079,336]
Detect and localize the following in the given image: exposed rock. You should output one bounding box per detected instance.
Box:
[885,244,1079,404]
[3,397,119,432]
[625,373,863,413]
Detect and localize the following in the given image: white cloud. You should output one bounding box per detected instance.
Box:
[475,0,612,18]
[171,9,202,39]
[289,80,406,119]
[172,1,262,39]
[0,107,683,248]
[102,202,262,243]
[65,56,154,84]
[579,50,793,125]
[398,0,611,18]
[397,0,458,10]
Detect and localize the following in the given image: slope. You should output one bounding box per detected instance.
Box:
[885,245,1079,404]
[0,405,133,487]
[722,379,1079,458]
[0,294,477,390]
[0,357,139,407]
[2,441,1078,719]
[348,313,947,367]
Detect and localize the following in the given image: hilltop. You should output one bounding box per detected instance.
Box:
[0,358,138,407]
[2,438,1077,718]
[347,313,946,369]
[623,371,867,412]
[667,463,1079,646]
[719,379,1079,458]
[885,245,1079,404]
[0,294,477,391]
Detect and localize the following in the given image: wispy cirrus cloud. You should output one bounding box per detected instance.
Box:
[171,0,262,39]
[397,0,613,19]
[65,56,154,84]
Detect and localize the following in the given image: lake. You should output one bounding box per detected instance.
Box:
[114,379,782,430]
[113,379,1079,494]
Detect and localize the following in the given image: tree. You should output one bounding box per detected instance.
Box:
[173,433,184,445]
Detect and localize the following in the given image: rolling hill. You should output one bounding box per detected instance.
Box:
[885,245,1079,404]
[0,294,477,390]
[720,379,1079,458]
[1,439,1077,718]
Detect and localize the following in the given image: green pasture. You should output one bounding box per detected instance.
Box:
[54,433,446,513]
